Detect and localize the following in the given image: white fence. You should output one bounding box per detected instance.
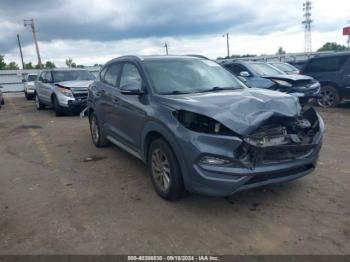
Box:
[0,67,101,93]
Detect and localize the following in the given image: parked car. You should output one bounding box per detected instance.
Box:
[23,73,38,100]
[0,85,4,108]
[301,53,350,107]
[34,69,95,116]
[87,55,324,200]
[220,60,320,106]
[267,62,300,75]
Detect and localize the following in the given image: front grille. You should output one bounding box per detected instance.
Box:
[294,80,313,87]
[73,92,88,100]
[245,164,314,185]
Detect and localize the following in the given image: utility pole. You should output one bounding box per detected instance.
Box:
[302,1,313,53]
[163,42,169,55]
[24,19,42,68]
[222,33,230,58]
[17,34,25,69]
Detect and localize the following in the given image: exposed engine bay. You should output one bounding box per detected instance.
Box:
[240,107,321,166]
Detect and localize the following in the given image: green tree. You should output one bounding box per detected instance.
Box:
[24,62,34,69]
[0,55,6,69]
[317,42,347,52]
[45,61,56,68]
[76,64,85,68]
[276,47,286,55]
[6,62,19,70]
[35,64,41,69]
[65,58,74,68]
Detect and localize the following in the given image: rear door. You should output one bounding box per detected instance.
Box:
[97,63,122,137]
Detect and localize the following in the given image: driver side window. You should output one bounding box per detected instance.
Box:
[120,63,142,89]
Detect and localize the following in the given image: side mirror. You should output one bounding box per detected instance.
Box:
[22,79,26,83]
[120,82,144,95]
[239,71,250,77]
[0,85,3,89]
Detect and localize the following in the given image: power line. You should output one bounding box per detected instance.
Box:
[24,19,42,68]
[302,1,313,53]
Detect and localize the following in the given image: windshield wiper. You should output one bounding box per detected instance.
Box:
[164,90,193,95]
[195,86,241,93]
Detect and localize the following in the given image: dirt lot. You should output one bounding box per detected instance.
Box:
[0,94,349,255]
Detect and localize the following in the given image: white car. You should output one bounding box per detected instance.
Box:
[23,73,38,100]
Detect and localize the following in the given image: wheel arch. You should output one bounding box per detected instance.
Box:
[142,121,189,185]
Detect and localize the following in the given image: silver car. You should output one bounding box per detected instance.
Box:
[23,73,38,100]
[34,69,95,116]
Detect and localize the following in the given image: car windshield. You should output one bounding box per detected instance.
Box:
[27,75,37,81]
[249,63,286,76]
[143,59,245,95]
[52,70,95,82]
[270,63,297,72]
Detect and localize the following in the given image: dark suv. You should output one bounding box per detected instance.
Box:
[301,53,350,107]
[220,60,320,106]
[87,56,324,200]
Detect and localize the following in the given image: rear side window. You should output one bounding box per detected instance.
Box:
[103,64,121,86]
[304,55,349,73]
[225,64,246,75]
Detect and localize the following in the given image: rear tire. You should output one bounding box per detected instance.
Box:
[52,96,65,116]
[317,85,340,108]
[1,98,4,105]
[89,113,109,148]
[35,93,45,110]
[148,138,185,201]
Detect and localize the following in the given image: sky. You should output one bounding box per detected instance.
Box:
[0,0,349,67]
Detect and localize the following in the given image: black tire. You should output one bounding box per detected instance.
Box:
[89,113,109,148]
[35,93,45,110]
[25,91,33,100]
[1,98,4,105]
[148,138,185,201]
[317,85,340,108]
[52,95,65,116]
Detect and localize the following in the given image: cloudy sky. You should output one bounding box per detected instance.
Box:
[0,0,349,67]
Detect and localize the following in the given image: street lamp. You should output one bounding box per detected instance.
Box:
[222,33,230,58]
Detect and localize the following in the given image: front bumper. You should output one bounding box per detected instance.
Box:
[55,91,87,112]
[176,112,324,197]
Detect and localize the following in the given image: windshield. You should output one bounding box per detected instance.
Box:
[249,63,286,76]
[27,75,37,81]
[52,70,95,82]
[143,59,245,94]
[270,63,297,72]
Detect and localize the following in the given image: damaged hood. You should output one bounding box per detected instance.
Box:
[261,74,314,82]
[55,80,93,89]
[156,88,301,135]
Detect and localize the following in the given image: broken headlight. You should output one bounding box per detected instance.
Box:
[57,87,73,97]
[273,79,293,87]
[173,110,236,136]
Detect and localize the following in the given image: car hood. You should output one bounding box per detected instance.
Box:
[55,80,93,88]
[261,74,313,82]
[156,88,301,136]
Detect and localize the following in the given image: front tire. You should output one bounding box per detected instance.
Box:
[317,85,340,108]
[52,96,65,116]
[25,91,33,100]
[35,93,45,110]
[89,113,109,148]
[148,138,185,201]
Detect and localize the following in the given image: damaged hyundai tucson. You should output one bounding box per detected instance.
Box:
[87,55,324,200]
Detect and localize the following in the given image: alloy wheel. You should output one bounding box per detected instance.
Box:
[151,148,171,192]
[318,87,337,107]
[90,116,100,144]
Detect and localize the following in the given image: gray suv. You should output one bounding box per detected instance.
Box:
[35,69,95,116]
[87,56,324,200]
